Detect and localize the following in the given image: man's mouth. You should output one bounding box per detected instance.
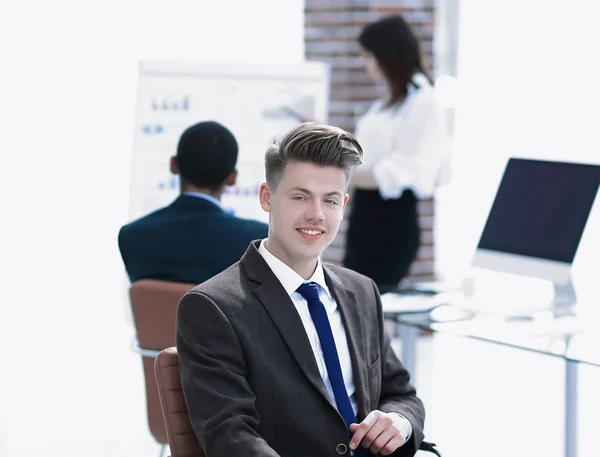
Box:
[297,228,324,236]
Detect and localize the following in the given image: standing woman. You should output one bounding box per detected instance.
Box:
[344,15,449,293]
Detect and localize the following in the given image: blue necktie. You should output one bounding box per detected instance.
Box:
[296,282,358,431]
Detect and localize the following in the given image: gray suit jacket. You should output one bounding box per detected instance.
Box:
[177,240,425,457]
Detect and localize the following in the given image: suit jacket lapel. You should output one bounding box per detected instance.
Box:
[324,265,370,421]
[240,242,336,410]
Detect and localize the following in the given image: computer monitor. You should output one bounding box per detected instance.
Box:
[471,157,600,306]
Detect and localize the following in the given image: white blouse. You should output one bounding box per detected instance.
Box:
[354,73,450,200]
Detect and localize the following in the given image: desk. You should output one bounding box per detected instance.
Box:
[383,295,600,457]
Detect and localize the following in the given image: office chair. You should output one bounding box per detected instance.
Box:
[155,347,204,457]
[129,279,195,457]
[154,347,441,457]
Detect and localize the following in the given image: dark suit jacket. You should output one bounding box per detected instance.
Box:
[177,240,425,457]
[118,195,268,284]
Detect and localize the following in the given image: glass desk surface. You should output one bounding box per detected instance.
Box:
[382,292,600,368]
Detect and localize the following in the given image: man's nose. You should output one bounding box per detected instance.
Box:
[305,200,325,221]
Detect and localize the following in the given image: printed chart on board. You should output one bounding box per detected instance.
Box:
[129,60,329,223]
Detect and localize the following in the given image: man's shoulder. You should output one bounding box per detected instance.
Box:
[119,204,173,233]
[179,260,255,319]
[118,210,168,251]
[323,263,376,289]
[188,260,247,299]
[230,216,268,234]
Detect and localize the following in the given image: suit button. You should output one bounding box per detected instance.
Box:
[336,443,348,455]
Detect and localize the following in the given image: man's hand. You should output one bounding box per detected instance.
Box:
[349,410,411,456]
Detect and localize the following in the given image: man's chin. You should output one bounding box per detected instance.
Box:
[300,240,331,257]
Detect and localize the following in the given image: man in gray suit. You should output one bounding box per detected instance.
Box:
[177,123,426,456]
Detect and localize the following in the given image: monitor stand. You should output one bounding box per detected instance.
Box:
[503,275,578,318]
[459,270,578,318]
[551,274,577,310]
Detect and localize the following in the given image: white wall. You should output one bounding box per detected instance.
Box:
[0,1,303,455]
[438,0,600,286]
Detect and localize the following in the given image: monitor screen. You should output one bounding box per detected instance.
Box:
[477,158,600,263]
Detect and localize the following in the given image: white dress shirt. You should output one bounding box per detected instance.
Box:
[257,240,412,443]
[355,73,450,200]
[257,240,358,415]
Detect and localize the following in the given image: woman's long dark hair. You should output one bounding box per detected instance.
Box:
[359,15,432,107]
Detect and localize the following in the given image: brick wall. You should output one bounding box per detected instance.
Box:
[304,0,437,283]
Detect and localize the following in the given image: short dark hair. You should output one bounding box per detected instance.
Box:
[359,15,432,107]
[176,121,238,189]
[265,122,363,189]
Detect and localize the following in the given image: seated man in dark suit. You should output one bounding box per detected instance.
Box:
[119,121,268,284]
[177,123,427,457]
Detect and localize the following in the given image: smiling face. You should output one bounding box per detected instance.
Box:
[259,161,349,278]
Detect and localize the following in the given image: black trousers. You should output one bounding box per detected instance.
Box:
[343,189,420,293]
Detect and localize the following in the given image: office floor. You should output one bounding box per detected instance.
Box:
[3,313,599,457]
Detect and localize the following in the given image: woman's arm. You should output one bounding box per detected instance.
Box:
[370,89,449,199]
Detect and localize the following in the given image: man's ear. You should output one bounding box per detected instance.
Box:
[170,156,179,174]
[259,183,272,212]
[342,193,350,217]
[225,169,238,186]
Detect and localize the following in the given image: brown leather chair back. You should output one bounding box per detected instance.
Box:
[155,347,205,457]
[129,280,195,444]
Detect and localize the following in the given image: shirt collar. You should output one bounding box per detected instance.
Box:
[183,191,222,208]
[258,239,332,299]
